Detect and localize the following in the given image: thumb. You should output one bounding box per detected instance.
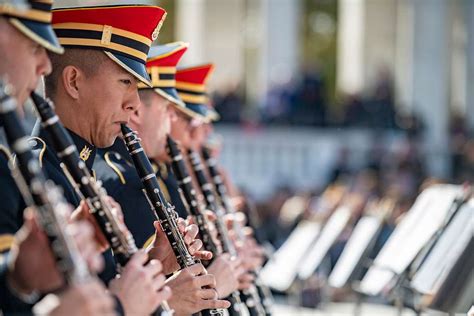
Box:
[23,208,41,234]
[153,221,163,232]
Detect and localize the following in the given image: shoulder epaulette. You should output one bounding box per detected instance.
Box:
[28,137,47,168]
[157,177,172,202]
[156,162,168,179]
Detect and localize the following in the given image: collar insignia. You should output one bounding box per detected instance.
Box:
[79,145,92,161]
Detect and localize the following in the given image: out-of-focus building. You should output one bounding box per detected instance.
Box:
[51,0,474,198]
[172,0,473,178]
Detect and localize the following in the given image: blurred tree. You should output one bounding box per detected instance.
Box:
[156,0,175,44]
[302,0,338,104]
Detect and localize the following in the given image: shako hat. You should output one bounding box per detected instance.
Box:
[0,0,63,54]
[51,5,167,86]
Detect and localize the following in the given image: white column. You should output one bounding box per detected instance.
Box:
[244,0,301,111]
[466,0,474,130]
[243,0,265,111]
[362,0,397,87]
[412,0,450,177]
[394,0,415,111]
[450,0,468,115]
[175,0,206,65]
[336,0,365,94]
[264,0,301,87]
[203,0,245,90]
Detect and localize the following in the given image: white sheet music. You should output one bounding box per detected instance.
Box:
[260,220,321,291]
[328,216,382,288]
[297,206,352,280]
[359,184,461,296]
[411,198,473,295]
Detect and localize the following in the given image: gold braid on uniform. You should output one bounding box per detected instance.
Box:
[28,137,46,168]
[104,151,127,185]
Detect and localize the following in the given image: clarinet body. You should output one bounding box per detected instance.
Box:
[166,136,220,256]
[167,137,248,316]
[187,149,237,257]
[0,83,90,285]
[201,147,272,316]
[121,125,225,316]
[30,93,172,315]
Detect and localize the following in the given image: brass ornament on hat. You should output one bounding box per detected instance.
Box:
[101,25,113,45]
[152,11,167,41]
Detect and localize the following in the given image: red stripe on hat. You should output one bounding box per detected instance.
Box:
[176,64,214,85]
[52,6,166,40]
[147,45,188,68]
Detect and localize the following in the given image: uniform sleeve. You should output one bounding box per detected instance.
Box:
[95,152,157,249]
[0,252,34,314]
[107,182,157,249]
[0,155,25,253]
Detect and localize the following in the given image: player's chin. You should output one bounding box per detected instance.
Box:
[98,133,117,149]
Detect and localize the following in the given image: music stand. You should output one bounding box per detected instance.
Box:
[411,198,473,314]
[358,185,468,316]
[328,215,383,289]
[358,185,461,297]
[260,220,321,292]
[297,205,353,280]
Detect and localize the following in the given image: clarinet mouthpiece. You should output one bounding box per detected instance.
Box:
[121,123,133,136]
[30,91,44,105]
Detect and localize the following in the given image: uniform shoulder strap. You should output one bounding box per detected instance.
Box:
[28,136,47,168]
[103,151,128,185]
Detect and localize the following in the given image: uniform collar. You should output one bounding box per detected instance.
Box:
[37,125,97,171]
[107,137,132,163]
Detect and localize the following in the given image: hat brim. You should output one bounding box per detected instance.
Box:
[153,87,186,108]
[156,88,207,121]
[207,107,220,122]
[104,51,152,87]
[9,18,64,54]
[186,103,211,118]
[172,101,207,121]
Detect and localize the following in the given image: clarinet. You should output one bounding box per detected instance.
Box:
[167,137,248,316]
[30,92,172,316]
[187,148,237,257]
[166,136,219,255]
[121,125,226,316]
[190,148,266,316]
[201,147,272,316]
[0,82,89,285]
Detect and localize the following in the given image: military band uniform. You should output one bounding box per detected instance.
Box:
[0,0,65,312]
[94,140,157,249]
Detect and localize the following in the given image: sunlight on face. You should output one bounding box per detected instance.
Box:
[170,106,193,148]
[0,19,52,106]
[137,92,172,159]
[77,57,141,148]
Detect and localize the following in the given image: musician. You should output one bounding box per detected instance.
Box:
[36,5,182,315]
[94,42,235,313]
[159,64,216,218]
[0,1,114,315]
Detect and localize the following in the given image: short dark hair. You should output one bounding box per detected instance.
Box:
[44,49,109,98]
